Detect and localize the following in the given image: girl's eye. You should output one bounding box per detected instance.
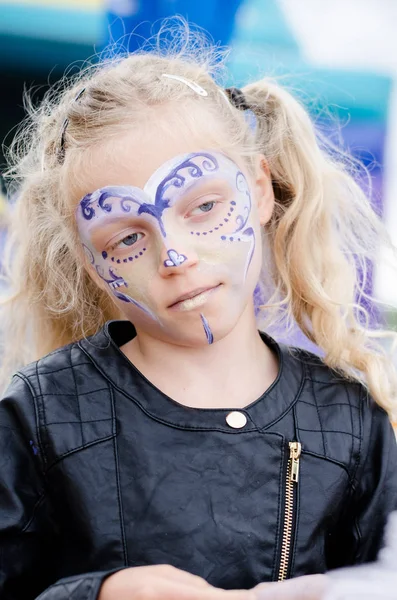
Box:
[190,201,216,216]
[199,201,215,213]
[112,232,143,250]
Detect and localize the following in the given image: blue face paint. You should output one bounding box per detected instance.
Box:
[76,150,259,345]
[200,313,214,345]
[82,243,158,320]
[79,153,219,235]
[164,249,188,268]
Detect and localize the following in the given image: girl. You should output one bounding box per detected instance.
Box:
[0,26,396,600]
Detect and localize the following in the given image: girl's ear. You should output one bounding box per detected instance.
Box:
[253,154,275,225]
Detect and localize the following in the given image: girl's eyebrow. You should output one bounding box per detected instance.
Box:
[88,218,142,250]
[88,214,137,231]
[169,176,231,204]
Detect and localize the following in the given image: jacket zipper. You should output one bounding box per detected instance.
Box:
[278,441,302,581]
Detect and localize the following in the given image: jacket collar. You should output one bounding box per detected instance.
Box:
[79,320,306,432]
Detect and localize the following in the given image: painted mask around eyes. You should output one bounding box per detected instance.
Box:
[76,150,258,345]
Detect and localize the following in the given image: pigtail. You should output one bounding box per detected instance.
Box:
[243,80,397,416]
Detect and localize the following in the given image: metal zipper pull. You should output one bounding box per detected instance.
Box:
[289,441,301,483]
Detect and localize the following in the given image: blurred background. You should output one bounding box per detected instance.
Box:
[0,0,396,332]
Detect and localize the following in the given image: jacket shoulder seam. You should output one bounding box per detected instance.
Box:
[310,375,327,456]
[70,345,85,447]
[14,372,47,470]
[298,399,360,410]
[297,426,360,440]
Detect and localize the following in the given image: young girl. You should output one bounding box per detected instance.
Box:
[1,27,397,600]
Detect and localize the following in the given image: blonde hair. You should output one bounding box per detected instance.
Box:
[2,25,397,416]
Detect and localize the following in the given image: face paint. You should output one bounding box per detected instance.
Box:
[82,241,158,321]
[164,249,187,268]
[200,313,214,345]
[76,150,260,346]
[253,283,265,317]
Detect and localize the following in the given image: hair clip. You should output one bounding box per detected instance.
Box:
[57,87,86,164]
[57,118,69,163]
[161,74,208,97]
[74,87,86,102]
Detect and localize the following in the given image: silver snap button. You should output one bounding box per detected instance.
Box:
[226,411,247,429]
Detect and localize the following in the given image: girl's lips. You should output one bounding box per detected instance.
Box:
[169,285,221,312]
[169,285,215,307]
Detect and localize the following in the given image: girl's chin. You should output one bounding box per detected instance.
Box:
[165,316,242,348]
[162,325,218,348]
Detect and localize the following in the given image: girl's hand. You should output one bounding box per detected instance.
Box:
[98,564,257,600]
[254,574,327,599]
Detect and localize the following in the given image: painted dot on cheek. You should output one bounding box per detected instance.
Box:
[231,201,236,206]
[139,251,143,256]
[123,259,127,263]
[117,259,121,264]
[129,257,133,261]
[102,251,108,259]
[111,257,115,262]
[221,236,226,240]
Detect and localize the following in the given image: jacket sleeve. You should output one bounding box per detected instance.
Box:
[327,393,397,569]
[0,374,118,600]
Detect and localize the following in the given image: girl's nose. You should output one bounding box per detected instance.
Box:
[158,239,199,277]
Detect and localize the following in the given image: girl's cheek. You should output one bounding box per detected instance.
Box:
[197,240,249,272]
[111,259,157,302]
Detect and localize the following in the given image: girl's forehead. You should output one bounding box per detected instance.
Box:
[79,148,244,201]
[75,114,248,199]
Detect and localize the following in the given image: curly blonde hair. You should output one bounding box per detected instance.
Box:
[2,25,397,416]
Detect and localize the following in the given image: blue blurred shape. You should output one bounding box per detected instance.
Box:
[0,2,103,72]
[105,0,244,51]
[0,3,102,44]
[234,0,299,49]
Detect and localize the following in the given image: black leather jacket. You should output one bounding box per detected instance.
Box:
[1,321,397,600]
